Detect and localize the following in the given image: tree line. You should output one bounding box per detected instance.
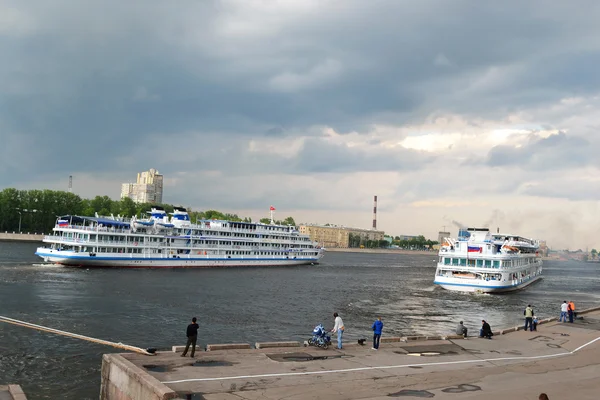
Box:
[0,188,296,233]
[347,233,438,249]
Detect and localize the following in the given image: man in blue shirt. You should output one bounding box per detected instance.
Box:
[371,317,384,350]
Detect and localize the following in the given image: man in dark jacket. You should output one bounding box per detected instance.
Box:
[371,317,384,350]
[181,317,199,357]
[479,320,493,339]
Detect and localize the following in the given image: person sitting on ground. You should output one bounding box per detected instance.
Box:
[539,393,549,400]
[456,321,468,338]
[479,320,493,339]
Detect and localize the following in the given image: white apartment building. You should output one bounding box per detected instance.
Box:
[120,168,164,204]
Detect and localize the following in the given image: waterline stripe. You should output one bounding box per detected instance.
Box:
[161,336,600,384]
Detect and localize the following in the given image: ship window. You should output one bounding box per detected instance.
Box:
[460,258,467,266]
[444,258,451,265]
[468,259,475,266]
[493,260,500,268]
[451,258,458,265]
[485,260,491,267]
[476,259,483,267]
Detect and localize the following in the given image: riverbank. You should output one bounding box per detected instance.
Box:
[326,247,436,255]
[0,232,43,242]
[101,306,600,399]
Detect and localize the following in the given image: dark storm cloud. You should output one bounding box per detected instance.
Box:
[2,0,600,187]
[485,132,593,170]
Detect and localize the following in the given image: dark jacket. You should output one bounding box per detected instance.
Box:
[186,323,199,337]
[481,322,492,336]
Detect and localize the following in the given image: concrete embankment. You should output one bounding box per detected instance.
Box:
[0,385,28,400]
[99,306,600,400]
[0,232,44,242]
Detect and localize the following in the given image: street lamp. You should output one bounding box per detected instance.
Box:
[15,208,38,233]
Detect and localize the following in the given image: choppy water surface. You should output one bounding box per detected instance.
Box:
[1,241,599,399]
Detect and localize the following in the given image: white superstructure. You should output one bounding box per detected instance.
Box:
[35,207,324,268]
[433,228,543,293]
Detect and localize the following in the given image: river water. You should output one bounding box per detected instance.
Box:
[1,241,599,399]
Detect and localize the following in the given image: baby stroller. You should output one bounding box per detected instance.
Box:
[308,324,332,349]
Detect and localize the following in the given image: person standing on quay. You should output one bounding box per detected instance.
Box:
[181,317,199,358]
[524,304,534,331]
[331,312,345,350]
[371,317,384,350]
[559,301,568,322]
[568,300,576,323]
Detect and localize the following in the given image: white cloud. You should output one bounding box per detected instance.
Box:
[268,59,343,92]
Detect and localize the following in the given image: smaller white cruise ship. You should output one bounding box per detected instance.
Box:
[434,228,543,293]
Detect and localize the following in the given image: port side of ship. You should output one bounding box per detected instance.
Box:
[35,207,324,268]
[433,228,543,293]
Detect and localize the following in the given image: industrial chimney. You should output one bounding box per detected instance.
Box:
[372,195,378,230]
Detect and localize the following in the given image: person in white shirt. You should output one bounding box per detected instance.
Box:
[331,312,345,349]
[559,301,568,322]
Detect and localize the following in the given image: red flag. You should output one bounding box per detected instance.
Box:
[270,206,276,211]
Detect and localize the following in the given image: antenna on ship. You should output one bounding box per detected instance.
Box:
[68,175,73,193]
[269,206,276,224]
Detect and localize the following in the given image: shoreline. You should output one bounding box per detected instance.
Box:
[325,247,436,255]
[100,305,600,400]
[0,232,43,242]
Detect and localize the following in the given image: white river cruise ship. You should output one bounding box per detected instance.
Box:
[433,228,543,293]
[35,207,325,268]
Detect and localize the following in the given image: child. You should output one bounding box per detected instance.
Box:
[532,315,538,331]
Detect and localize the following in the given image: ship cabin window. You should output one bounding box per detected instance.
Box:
[476,259,483,267]
[444,258,451,265]
[485,260,492,267]
[460,258,467,266]
[468,259,475,267]
[451,258,459,266]
[493,260,500,268]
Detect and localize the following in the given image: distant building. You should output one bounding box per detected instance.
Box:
[438,231,451,245]
[397,235,418,241]
[121,168,164,204]
[298,224,385,248]
[538,240,549,257]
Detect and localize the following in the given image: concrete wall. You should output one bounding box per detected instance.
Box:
[100,354,178,400]
[0,232,44,242]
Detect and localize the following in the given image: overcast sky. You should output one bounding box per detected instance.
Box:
[2,1,600,249]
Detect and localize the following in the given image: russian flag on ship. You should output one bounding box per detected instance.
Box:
[467,246,482,253]
[57,219,69,227]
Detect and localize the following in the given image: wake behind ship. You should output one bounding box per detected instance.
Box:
[35,207,324,268]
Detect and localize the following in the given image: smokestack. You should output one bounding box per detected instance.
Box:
[372,195,378,230]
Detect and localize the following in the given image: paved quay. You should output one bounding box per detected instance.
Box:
[102,309,600,400]
[0,385,27,400]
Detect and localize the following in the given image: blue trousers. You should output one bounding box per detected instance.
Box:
[373,333,381,349]
[524,317,533,331]
[559,311,567,322]
[337,329,343,349]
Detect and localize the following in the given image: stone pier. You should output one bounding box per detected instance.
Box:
[100,307,600,400]
[0,385,27,400]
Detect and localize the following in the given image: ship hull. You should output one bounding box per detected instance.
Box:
[35,249,321,268]
[434,275,542,293]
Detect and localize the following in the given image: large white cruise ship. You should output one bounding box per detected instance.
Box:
[433,228,543,293]
[35,207,324,268]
